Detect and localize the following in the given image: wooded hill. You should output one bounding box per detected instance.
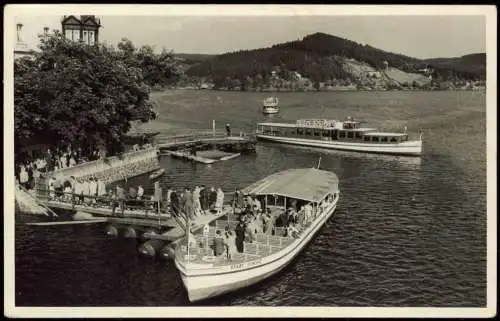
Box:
[179,32,486,89]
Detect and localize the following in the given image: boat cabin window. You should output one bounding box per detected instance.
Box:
[297,128,304,135]
[391,137,398,142]
[313,130,320,137]
[305,130,312,136]
[322,130,330,137]
[364,136,370,141]
[401,135,408,142]
[372,136,379,142]
[355,132,362,139]
[381,136,388,142]
[339,131,346,138]
[347,132,354,138]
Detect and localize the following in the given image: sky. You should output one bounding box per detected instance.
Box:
[12,14,486,59]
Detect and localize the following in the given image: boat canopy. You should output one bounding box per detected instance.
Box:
[242,168,339,203]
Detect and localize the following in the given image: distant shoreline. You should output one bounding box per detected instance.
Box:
[157,87,486,93]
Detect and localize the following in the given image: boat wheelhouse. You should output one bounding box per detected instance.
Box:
[262,97,279,114]
[173,167,340,302]
[255,118,422,156]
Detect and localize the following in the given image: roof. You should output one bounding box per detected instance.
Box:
[363,132,408,137]
[242,168,339,202]
[346,128,377,132]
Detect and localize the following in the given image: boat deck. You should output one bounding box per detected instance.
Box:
[175,209,316,267]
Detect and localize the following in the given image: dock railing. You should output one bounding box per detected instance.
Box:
[158,130,256,147]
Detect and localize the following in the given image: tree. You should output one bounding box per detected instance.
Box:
[14,32,158,156]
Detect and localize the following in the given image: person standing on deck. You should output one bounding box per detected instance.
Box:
[234,188,245,211]
[226,123,231,137]
[226,230,237,261]
[81,179,90,205]
[214,230,226,257]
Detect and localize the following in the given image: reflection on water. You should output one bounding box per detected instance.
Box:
[15,90,486,307]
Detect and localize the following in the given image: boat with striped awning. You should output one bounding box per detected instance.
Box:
[173,166,340,302]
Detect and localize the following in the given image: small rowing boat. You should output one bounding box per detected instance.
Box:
[173,166,340,302]
[149,168,165,180]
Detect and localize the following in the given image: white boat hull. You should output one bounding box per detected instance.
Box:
[256,133,422,156]
[176,199,338,302]
[262,107,279,114]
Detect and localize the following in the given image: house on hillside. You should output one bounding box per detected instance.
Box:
[363,71,381,79]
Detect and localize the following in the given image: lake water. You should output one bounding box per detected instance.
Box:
[15,90,487,307]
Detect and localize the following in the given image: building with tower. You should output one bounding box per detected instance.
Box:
[61,15,101,45]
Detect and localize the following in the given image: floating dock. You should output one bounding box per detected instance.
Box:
[32,188,235,256]
[157,132,256,164]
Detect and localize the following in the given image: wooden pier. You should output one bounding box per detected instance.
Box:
[32,188,234,251]
[157,131,256,164]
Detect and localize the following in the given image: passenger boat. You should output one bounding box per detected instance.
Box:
[255,118,423,156]
[149,168,165,180]
[173,167,340,302]
[262,97,279,114]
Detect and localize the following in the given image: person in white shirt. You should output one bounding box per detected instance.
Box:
[69,156,76,167]
[60,154,67,169]
[215,187,225,213]
[97,179,106,197]
[19,165,29,188]
[252,196,261,212]
[137,185,144,200]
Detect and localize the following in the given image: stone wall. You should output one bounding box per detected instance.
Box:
[49,147,160,183]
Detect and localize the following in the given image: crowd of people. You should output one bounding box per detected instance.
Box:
[15,145,103,190]
[188,191,337,261]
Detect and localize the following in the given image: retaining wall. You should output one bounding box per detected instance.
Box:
[49,147,160,183]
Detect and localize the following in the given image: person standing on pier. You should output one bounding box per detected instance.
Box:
[89,177,98,206]
[183,187,195,220]
[170,189,179,216]
[193,186,202,217]
[209,186,217,212]
[200,185,209,214]
[215,187,225,214]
